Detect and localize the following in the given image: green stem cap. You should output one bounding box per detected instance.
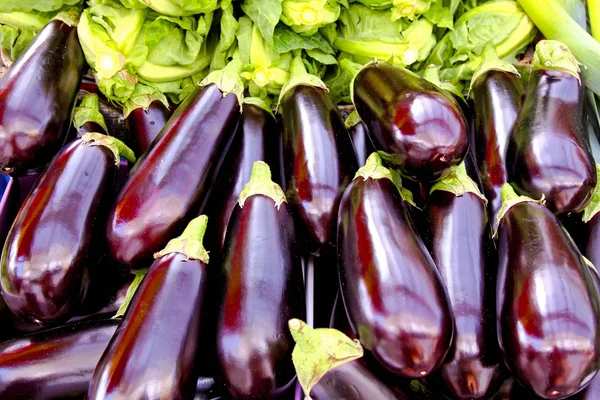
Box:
[582,163,600,223]
[243,96,274,118]
[154,215,210,263]
[429,163,487,203]
[201,58,245,106]
[53,6,82,27]
[81,132,136,165]
[494,183,545,237]
[344,110,362,130]
[238,161,287,208]
[355,153,416,207]
[532,40,581,84]
[278,55,328,107]
[289,318,364,400]
[73,94,109,134]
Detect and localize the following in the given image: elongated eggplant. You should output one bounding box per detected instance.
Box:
[89,215,211,400]
[506,41,596,215]
[279,56,358,252]
[470,61,525,221]
[422,164,503,399]
[496,183,600,399]
[352,61,469,182]
[0,318,120,399]
[204,99,281,252]
[125,99,172,155]
[106,62,244,268]
[337,153,453,378]
[1,97,134,325]
[345,111,376,167]
[0,12,85,175]
[216,162,305,399]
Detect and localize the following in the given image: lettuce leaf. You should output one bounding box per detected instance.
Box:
[0,0,82,13]
[132,0,219,16]
[241,0,282,43]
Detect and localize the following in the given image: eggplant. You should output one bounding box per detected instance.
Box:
[125,100,172,155]
[496,183,600,399]
[106,62,244,269]
[352,61,469,182]
[421,164,503,399]
[0,318,120,399]
[506,41,596,215]
[1,96,134,325]
[337,153,453,378]
[0,15,85,175]
[0,176,20,246]
[216,162,305,399]
[279,57,358,252]
[89,215,212,400]
[470,61,525,221]
[345,111,376,167]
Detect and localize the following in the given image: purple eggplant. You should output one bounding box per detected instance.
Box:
[125,99,172,155]
[106,62,244,269]
[345,111,376,167]
[216,162,305,399]
[89,215,211,400]
[506,41,596,215]
[470,61,525,221]
[279,56,358,252]
[0,13,85,175]
[1,96,134,325]
[496,183,600,399]
[337,153,453,378]
[0,176,20,246]
[422,164,503,399]
[352,61,469,182]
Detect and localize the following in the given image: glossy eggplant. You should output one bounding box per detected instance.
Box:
[337,153,453,378]
[422,165,503,399]
[216,162,305,399]
[470,62,525,221]
[125,100,172,155]
[279,61,358,252]
[496,184,600,399]
[0,318,120,399]
[352,62,469,181]
[506,41,596,215]
[0,17,85,174]
[89,216,211,400]
[106,64,243,268]
[0,117,131,325]
[345,111,376,167]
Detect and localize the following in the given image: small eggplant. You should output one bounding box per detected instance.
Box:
[423,164,503,399]
[496,183,600,399]
[216,162,305,399]
[0,13,85,175]
[345,111,376,167]
[1,96,134,325]
[125,99,172,155]
[352,61,469,182]
[106,61,244,269]
[337,153,453,378]
[88,215,212,400]
[0,318,120,399]
[506,40,596,215]
[279,56,358,252]
[470,60,525,221]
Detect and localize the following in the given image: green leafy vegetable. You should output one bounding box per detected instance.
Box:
[0,0,82,13]
[130,0,219,16]
[280,0,341,35]
[241,0,282,44]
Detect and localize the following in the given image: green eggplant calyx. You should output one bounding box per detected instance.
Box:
[494,183,545,237]
[469,59,520,96]
[344,109,362,130]
[582,163,600,223]
[154,215,210,263]
[355,152,416,207]
[200,59,245,107]
[54,6,82,27]
[532,40,581,84]
[429,163,487,203]
[243,97,275,118]
[289,318,364,400]
[73,94,109,134]
[81,132,136,165]
[112,270,146,319]
[278,55,328,108]
[238,161,287,209]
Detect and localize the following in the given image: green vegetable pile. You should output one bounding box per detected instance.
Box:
[1,0,540,113]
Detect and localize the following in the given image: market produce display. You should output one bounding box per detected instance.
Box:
[1,0,600,399]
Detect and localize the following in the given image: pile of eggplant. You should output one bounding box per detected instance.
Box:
[1,13,600,400]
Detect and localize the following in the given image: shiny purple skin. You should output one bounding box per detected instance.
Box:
[349,120,377,167]
[0,20,85,175]
[352,63,469,182]
[0,319,120,399]
[506,70,596,215]
[280,85,358,252]
[1,140,118,325]
[88,252,208,400]
[0,177,20,246]
[424,191,503,399]
[106,83,240,269]
[216,195,305,399]
[471,70,524,221]
[125,100,172,155]
[337,177,453,378]
[497,201,600,399]
[205,104,281,252]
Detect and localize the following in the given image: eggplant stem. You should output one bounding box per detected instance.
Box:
[81,132,136,165]
[73,94,109,134]
[238,161,287,208]
[494,183,545,237]
[355,153,415,206]
[532,40,581,84]
[154,215,210,263]
[429,162,487,202]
